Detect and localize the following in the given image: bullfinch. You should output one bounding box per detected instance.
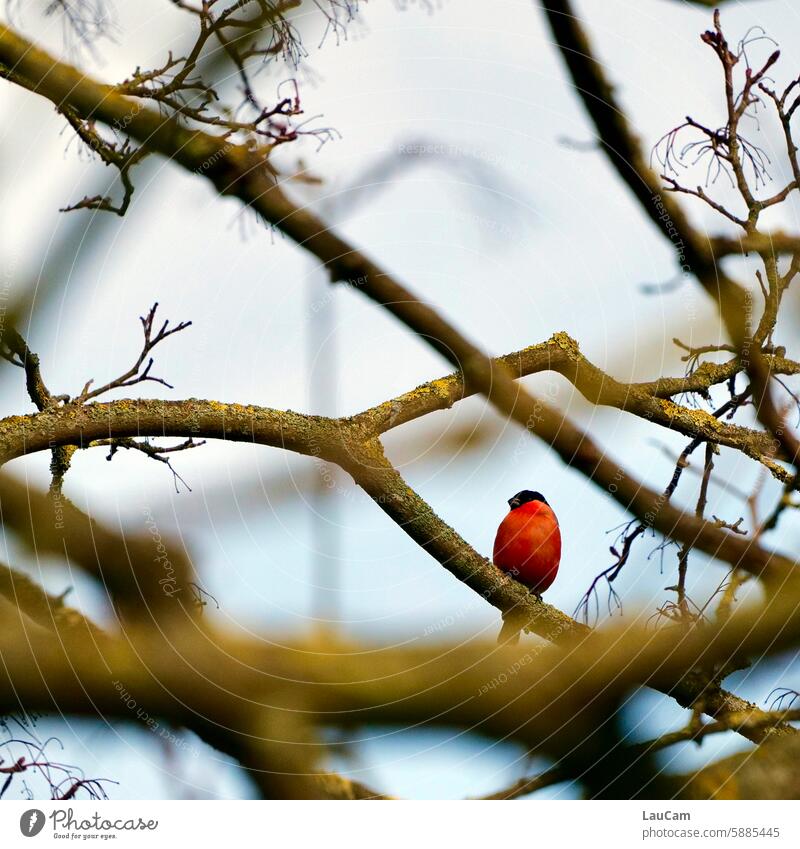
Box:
[493,490,561,644]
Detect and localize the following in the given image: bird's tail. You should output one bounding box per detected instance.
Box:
[497,611,525,646]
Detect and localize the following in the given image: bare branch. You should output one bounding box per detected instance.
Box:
[90,436,205,492]
[74,303,191,403]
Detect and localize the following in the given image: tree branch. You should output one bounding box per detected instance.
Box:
[1,588,799,796]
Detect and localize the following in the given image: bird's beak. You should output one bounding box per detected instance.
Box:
[508,496,520,510]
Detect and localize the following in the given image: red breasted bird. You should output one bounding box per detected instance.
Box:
[493,490,561,644]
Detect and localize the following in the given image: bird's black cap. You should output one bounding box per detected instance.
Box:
[508,490,548,510]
